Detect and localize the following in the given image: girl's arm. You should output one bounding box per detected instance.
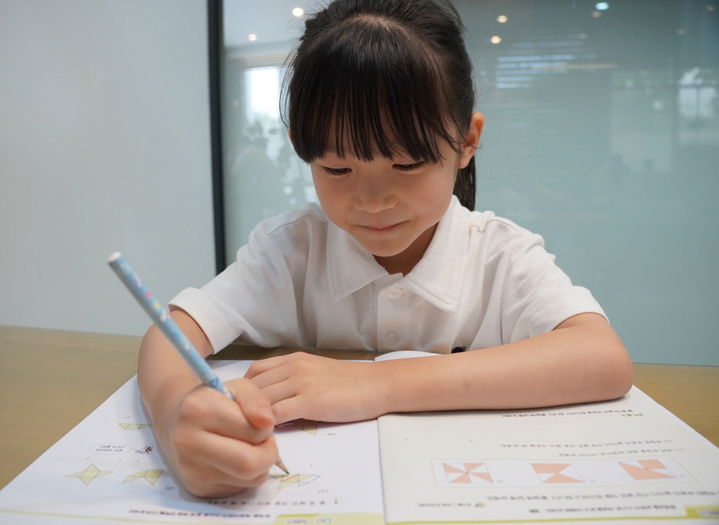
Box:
[138,309,279,497]
[246,312,633,423]
[377,312,633,413]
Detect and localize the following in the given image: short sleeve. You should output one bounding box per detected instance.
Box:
[493,224,606,343]
[169,219,304,353]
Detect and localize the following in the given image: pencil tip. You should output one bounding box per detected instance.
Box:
[276,459,289,474]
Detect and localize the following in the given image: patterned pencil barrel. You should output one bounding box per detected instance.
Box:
[107,252,233,399]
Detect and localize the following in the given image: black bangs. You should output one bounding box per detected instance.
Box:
[285,17,461,163]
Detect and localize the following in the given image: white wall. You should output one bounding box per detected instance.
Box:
[0,0,215,336]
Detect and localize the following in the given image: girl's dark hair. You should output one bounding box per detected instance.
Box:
[283,0,477,210]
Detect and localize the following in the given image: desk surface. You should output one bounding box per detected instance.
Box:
[1,325,717,489]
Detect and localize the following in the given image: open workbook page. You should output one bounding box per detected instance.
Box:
[0,360,384,525]
[378,386,719,524]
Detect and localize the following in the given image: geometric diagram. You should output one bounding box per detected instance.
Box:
[276,420,318,435]
[66,464,113,486]
[118,423,151,430]
[123,469,164,485]
[296,424,317,435]
[619,459,675,480]
[441,462,493,484]
[272,473,320,489]
[433,457,689,487]
[532,463,584,484]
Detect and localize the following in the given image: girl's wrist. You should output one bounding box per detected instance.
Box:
[372,359,412,415]
[372,355,448,414]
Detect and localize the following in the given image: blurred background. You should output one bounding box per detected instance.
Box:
[1,0,717,365]
[221,0,718,365]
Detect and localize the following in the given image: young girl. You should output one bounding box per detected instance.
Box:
[138,0,633,497]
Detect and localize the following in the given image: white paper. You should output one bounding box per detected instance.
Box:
[378,386,719,524]
[0,361,384,525]
[3,359,718,525]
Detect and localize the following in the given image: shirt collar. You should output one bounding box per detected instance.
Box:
[327,221,387,300]
[327,196,470,311]
[403,196,469,312]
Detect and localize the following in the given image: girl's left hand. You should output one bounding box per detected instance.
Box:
[244,352,385,424]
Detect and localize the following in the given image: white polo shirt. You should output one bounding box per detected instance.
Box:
[171,196,605,354]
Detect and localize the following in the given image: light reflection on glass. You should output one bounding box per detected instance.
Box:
[222,0,719,365]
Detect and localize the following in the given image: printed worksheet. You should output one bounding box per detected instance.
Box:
[0,361,384,525]
[379,387,719,524]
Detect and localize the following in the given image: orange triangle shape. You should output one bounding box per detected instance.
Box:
[620,462,673,480]
[444,463,463,474]
[451,473,472,483]
[547,472,583,483]
[470,471,493,483]
[639,459,665,469]
[533,463,568,474]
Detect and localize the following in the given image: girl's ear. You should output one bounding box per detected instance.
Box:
[459,112,484,169]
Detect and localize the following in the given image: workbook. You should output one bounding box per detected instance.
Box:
[1,358,718,524]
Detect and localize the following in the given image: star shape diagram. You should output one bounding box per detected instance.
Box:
[66,464,113,486]
[124,469,164,485]
[272,473,320,489]
[118,423,151,430]
[277,420,318,435]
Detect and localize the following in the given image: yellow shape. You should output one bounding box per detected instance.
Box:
[278,473,319,489]
[277,420,318,435]
[118,423,151,429]
[66,464,113,486]
[124,469,164,485]
[300,424,317,435]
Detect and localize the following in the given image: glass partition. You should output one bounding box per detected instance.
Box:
[221,0,719,365]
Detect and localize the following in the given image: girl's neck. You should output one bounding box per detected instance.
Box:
[374,223,437,275]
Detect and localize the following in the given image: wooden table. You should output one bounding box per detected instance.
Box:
[1,325,717,489]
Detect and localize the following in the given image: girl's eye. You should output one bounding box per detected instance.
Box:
[394,161,425,171]
[322,166,351,176]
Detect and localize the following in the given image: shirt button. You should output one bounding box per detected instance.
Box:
[385,331,399,344]
[388,288,403,300]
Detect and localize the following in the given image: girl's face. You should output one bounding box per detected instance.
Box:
[310,113,483,275]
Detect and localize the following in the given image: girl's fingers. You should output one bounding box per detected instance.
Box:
[226,377,276,430]
[270,396,302,425]
[202,432,279,482]
[180,382,273,444]
[173,426,278,497]
[245,354,292,378]
[257,379,298,407]
[245,351,312,380]
[246,364,292,391]
[181,463,270,498]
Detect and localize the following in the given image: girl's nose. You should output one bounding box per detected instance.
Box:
[352,176,397,213]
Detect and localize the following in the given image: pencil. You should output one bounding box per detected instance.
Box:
[107,251,288,474]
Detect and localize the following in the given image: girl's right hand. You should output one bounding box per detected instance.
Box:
[157,377,280,498]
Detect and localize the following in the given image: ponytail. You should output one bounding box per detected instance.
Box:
[454,157,476,210]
